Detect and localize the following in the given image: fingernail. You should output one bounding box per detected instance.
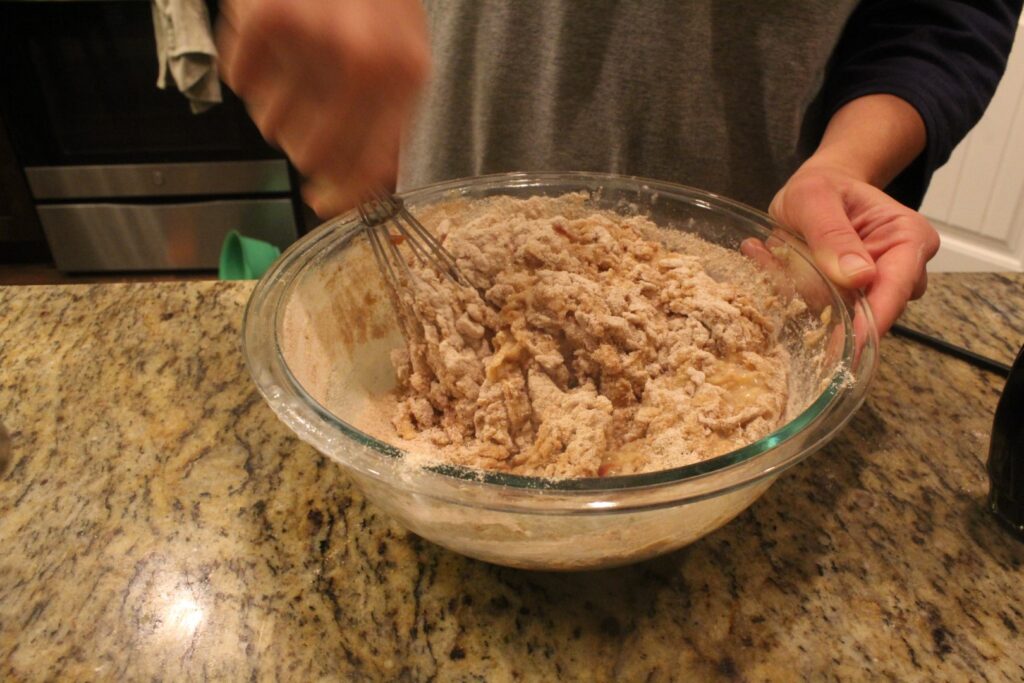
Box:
[839,253,872,278]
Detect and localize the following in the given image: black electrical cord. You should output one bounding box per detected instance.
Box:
[890,323,1012,378]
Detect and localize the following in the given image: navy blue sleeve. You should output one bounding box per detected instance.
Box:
[823,0,1022,208]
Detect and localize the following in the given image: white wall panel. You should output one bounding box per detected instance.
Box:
[921,19,1024,272]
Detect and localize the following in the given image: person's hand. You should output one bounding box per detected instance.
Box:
[217,0,430,217]
[769,162,940,336]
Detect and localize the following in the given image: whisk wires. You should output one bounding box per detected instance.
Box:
[358,189,471,338]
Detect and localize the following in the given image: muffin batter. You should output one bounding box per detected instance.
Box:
[388,194,790,479]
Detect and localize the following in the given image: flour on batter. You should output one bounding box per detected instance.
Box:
[387,194,792,479]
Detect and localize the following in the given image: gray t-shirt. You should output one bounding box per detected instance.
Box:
[398,1,859,210]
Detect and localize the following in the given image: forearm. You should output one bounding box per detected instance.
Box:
[803,94,927,190]
[818,0,1020,208]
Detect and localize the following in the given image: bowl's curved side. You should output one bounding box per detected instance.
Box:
[350,468,779,570]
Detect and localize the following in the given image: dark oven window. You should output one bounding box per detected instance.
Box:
[0,0,276,166]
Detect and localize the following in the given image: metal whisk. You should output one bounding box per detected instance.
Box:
[358,190,470,329]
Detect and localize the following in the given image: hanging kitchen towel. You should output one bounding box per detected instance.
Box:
[151,0,223,113]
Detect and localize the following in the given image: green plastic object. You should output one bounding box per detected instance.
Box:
[219,230,281,280]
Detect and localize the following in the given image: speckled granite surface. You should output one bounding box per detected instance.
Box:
[0,275,1021,681]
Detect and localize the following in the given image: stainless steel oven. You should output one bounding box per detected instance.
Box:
[0,0,302,272]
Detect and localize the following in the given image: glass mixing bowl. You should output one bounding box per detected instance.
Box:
[243,172,878,570]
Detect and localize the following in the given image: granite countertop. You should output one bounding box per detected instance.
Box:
[0,274,1022,680]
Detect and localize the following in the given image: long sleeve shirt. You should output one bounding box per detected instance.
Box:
[824,0,1022,207]
[399,1,1021,210]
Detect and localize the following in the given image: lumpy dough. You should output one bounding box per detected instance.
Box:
[388,194,791,479]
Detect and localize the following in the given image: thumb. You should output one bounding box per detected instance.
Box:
[770,176,876,290]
